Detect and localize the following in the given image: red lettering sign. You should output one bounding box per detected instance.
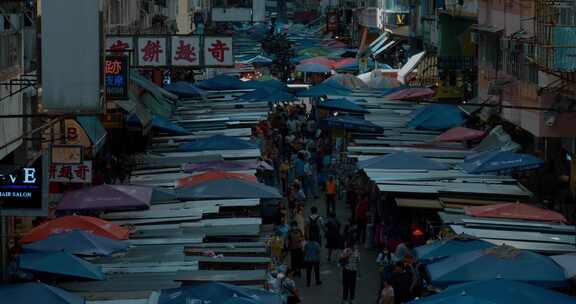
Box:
[208,40,230,63]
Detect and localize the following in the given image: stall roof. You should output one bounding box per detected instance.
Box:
[395,198,443,209]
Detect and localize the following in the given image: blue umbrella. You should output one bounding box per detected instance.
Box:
[127,114,188,135]
[427,245,567,288]
[178,135,258,152]
[458,150,544,174]
[408,104,465,130]
[409,279,576,304]
[19,251,105,280]
[296,63,332,73]
[158,282,282,304]
[0,282,84,304]
[237,87,297,103]
[318,98,370,114]
[176,178,282,200]
[23,230,128,256]
[164,81,206,98]
[415,235,495,264]
[240,79,288,90]
[321,115,384,133]
[359,152,450,170]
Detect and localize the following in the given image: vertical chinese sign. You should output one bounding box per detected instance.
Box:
[104,56,129,100]
[138,37,167,66]
[171,36,201,66]
[204,37,234,67]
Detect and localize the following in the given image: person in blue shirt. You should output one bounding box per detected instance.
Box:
[304,237,322,287]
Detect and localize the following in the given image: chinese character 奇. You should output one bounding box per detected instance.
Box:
[141,40,163,63]
[208,40,230,63]
[74,165,89,180]
[174,40,197,63]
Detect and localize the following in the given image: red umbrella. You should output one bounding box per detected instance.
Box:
[21,215,130,243]
[434,127,486,142]
[465,202,567,223]
[300,56,336,68]
[333,58,357,68]
[175,170,257,188]
[386,88,435,100]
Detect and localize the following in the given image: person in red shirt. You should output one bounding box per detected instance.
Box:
[355,194,369,244]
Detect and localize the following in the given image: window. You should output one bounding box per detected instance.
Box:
[212,0,252,8]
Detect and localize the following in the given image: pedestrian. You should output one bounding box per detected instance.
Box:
[377,248,395,302]
[379,280,395,304]
[390,262,412,304]
[304,237,322,287]
[339,241,360,304]
[325,175,337,215]
[324,212,341,262]
[343,218,357,247]
[355,194,369,244]
[287,221,305,277]
[306,206,323,245]
[294,204,306,234]
[280,268,301,304]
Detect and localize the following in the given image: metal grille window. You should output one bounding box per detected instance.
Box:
[0,32,21,72]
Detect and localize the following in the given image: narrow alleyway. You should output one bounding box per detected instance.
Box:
[295,195,380,304]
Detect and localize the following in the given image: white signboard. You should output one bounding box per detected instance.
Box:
[41,0,101,111]
[138,37,167,66]
[204,37,234,67]
[106,37,134,55]
[49,161,92,183]
[171,36,201,66]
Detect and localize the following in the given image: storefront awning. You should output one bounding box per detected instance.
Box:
[397,51,427,84]
[373,40,399,56]
[76,116,107,154]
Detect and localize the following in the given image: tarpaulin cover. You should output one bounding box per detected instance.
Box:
[23,230,129,256]
[21,215,130,243]
[0,282,85,304]
[298,83,351,97]
[385,87,436,100]
[300,56,336,68]
[237,87,297,103]
[131,71,179,100]
[237,54,273,65]
[551,254,576,279]
[415,237,494,264]
[357,69,400,89]
[240,79,288,90]
[176,178,282,200]
[473,125,521,153]
[57,184,152,212]
[427,245,567,288]
[76,117,107,154]
[176,170,257,188]
[164,81,206,98]
[465,202,567,223]
[296,63,332,73]
[196,75,247,90]
[318,98,370,114]
[359,152,450,170]
[182,160,257,173]
[178,135,259,152]
[434,127,486,142]
[158,282,282,304]
[128,115,188,135]
[408,104,465,130]
[459,151,544,174]
[151,187,178,203]
[322,74,369,90]
[408,279,576,304]
[19,251,105,280]
[321,116,383,133]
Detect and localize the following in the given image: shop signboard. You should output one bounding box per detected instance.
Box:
[0,154,48,216]
[386,13,410,26]
[106,36,134,55]
[50,145,83,164]
[138,37,167,66]
[171,36,201,66]
[48,161,92,184]
[204,36,234,67]
[104,55,129,100]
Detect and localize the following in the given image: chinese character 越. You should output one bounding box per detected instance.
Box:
[74,165,89,180]
[49,164,57,179]
[208,40,230,63]
[58,166,73,179]
[174,40,197,63]
[141,40,163,63]
[105,60,122,75]
[110,40,130,52]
